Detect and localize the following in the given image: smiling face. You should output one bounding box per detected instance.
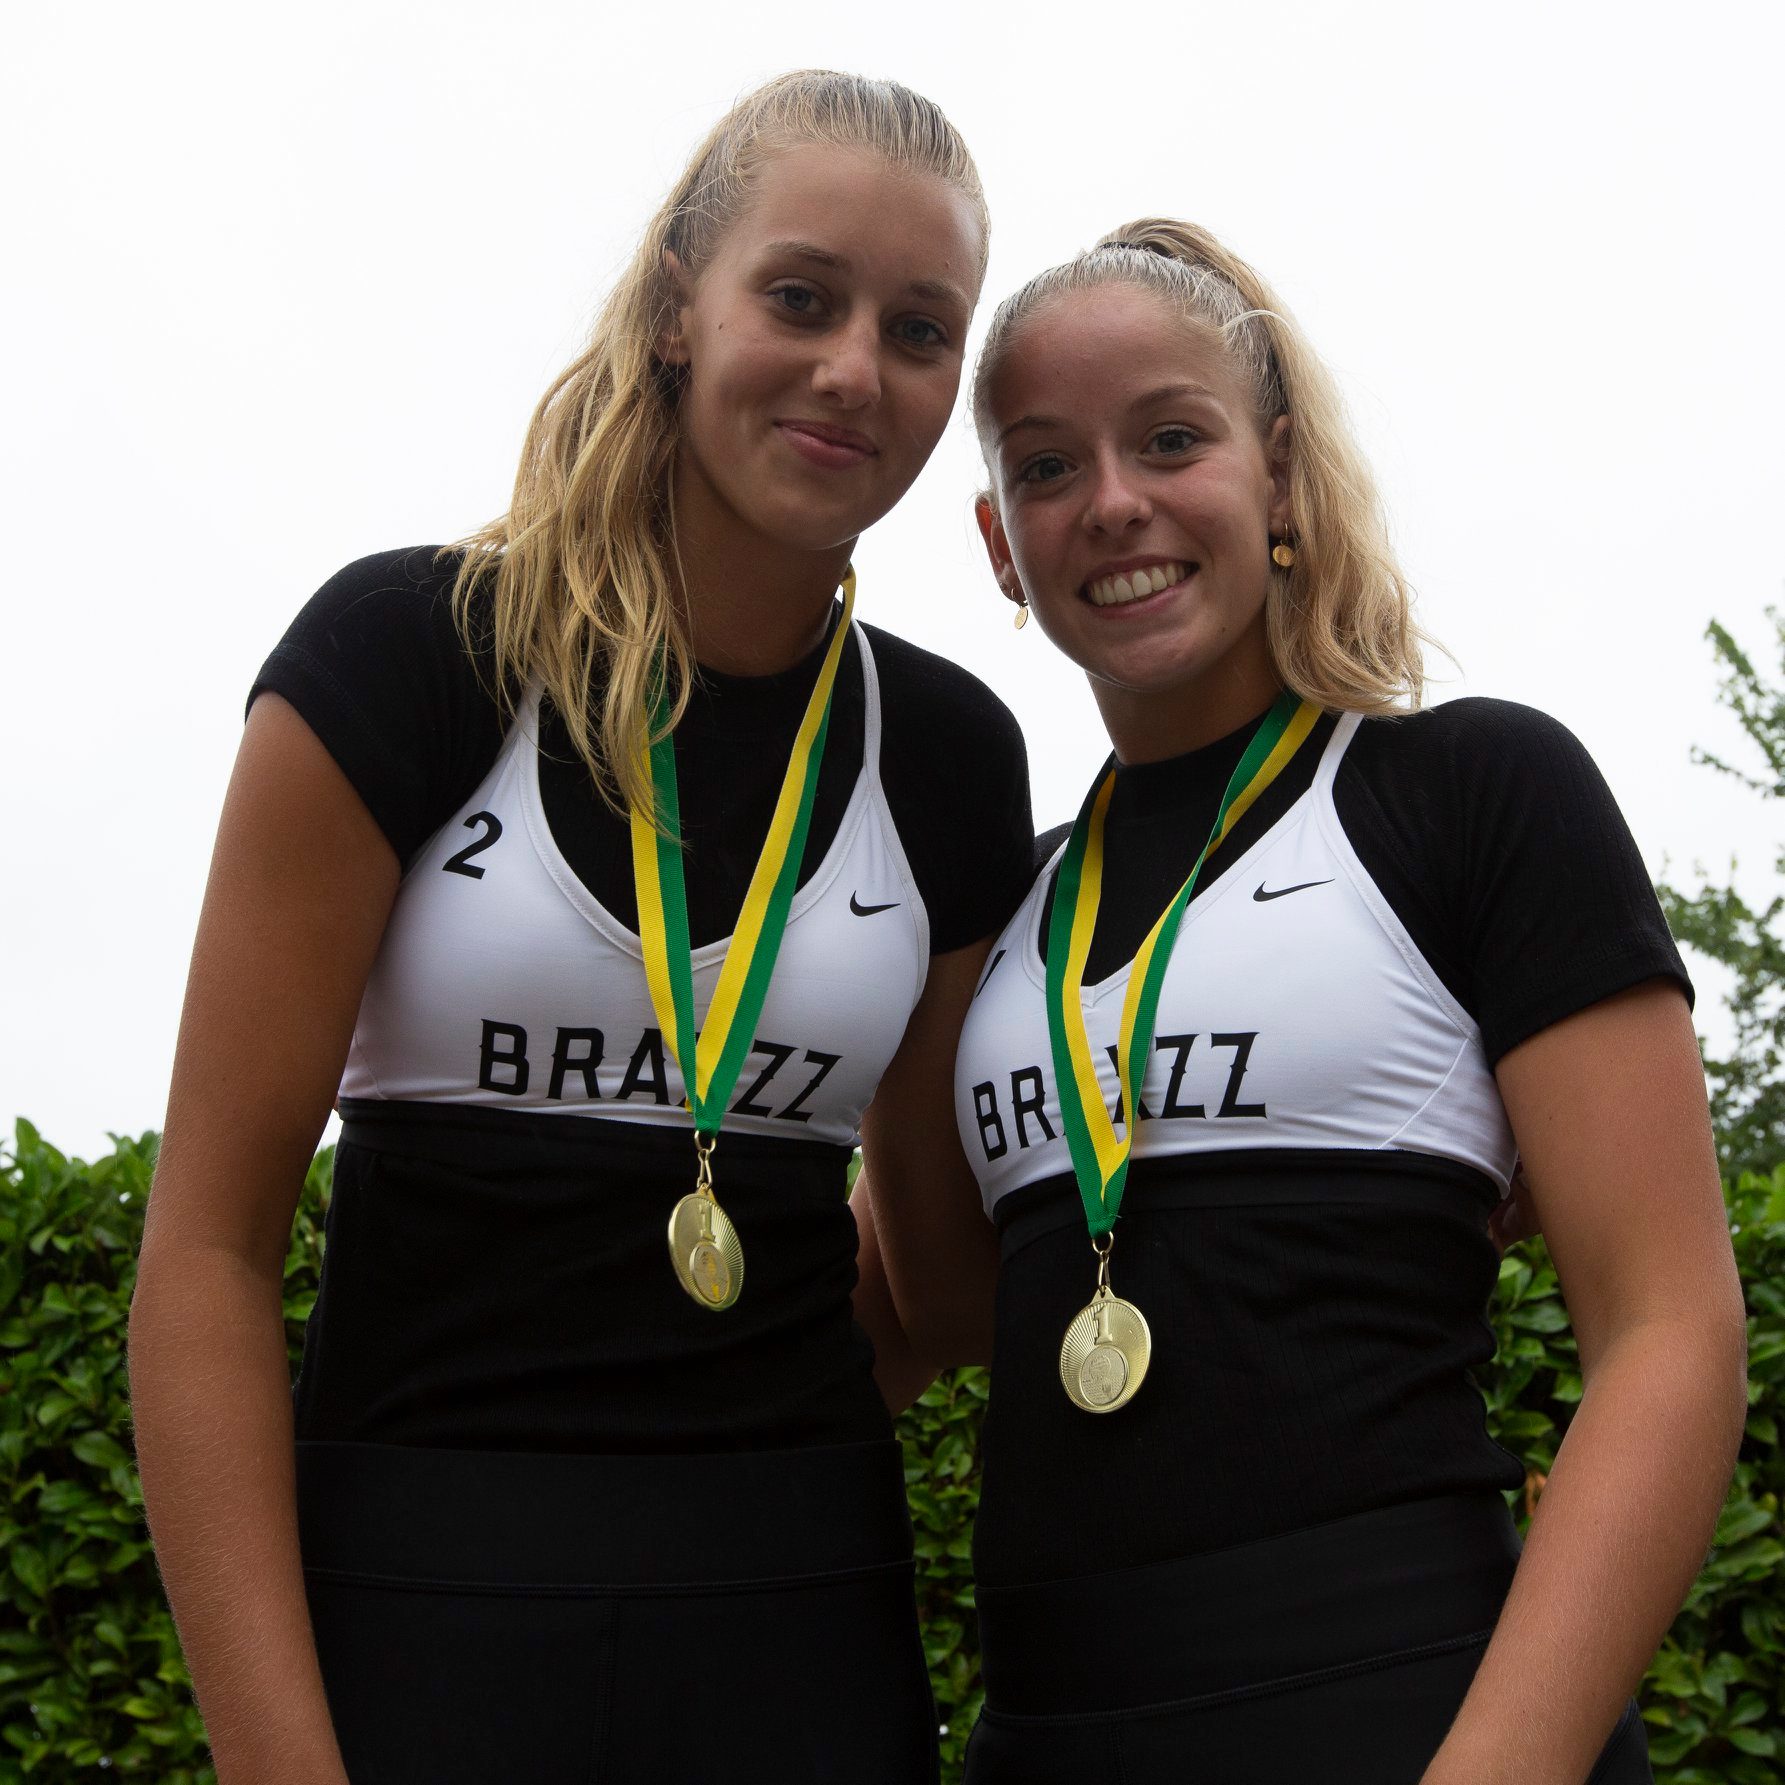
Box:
[661,143,983,567]
[977,283,1291,759]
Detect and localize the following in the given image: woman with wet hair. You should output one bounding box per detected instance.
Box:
[918,219,1740,1781]
[129,72,1030,1785]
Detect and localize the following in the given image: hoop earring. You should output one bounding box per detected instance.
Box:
[1271,535,1297,569]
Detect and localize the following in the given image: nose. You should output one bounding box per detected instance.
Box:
[812,316,882,408]
[1081,450,1150,535]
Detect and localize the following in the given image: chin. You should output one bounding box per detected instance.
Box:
[757,510,872,556]
[1074,602,1252,680]
[1071,629,1196,686]
[756,489,895,554]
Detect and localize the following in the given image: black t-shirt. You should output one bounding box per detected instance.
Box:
[252,546,1034,954]
[1036,700,1688,1066]
[976,700,1691,1586]
[248,546,1034,1455]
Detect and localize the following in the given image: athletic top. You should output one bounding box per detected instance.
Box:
[952,698,1689,1586]
[963,713,1519,1209]
[343,666,927,1146]
[250,546,1033,1453]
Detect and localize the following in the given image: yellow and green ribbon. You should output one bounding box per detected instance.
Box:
[630,572,856,1135]
[1045,690,1321,1236]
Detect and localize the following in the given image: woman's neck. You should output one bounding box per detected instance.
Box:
[1091,654,1284,765]
[671,465,856,677]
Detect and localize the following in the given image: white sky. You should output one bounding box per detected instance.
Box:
[6,0,1781,1160]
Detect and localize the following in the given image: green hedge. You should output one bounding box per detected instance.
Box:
[3,1121,1781,1781]
[0,1125,328,1781]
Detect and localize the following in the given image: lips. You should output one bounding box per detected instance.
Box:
[776,420,877,470]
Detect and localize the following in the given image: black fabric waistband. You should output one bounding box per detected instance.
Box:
[976,1493,1520,1717]
[993,1149,1503,1256]
[296,1437,913,1593]
[337,1097,854,1185]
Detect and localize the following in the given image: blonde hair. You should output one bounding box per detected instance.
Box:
[448,71,988,814]
[973,218,1426,713]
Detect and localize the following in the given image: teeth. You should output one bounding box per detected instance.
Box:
[1085,562,1188,606]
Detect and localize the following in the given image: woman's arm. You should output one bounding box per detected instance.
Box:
[128,694,400,1785]
[852,938,1003,1400]
[1420,979,1748,1785]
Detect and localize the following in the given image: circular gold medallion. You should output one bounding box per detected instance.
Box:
[1078,1342,1129,1407]
[668,1192,744,1311]
[1059,1289,1151,1413]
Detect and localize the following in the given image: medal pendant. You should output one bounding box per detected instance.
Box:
[1059,1285,1151,1414]
[668,1188,744,1311]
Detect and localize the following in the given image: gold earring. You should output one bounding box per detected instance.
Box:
[1014,600,1030,630]
[1271,535,1296,569]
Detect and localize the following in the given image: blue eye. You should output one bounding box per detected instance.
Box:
[771,284,820,317]
[1018,453,1070,485]
[893,317,947,349]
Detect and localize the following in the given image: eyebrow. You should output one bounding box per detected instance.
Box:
[758,239,970,311]
[995,382,1224,446]
[1136,382,1220,407]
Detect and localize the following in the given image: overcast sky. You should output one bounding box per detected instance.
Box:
[7,0,1781,1159]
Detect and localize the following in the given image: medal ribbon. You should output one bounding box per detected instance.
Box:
[1045,690,1321,1236]
[630,571,856,1136]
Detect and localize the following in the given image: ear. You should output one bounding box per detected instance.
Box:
[657,248,694,368]
[1266,414,1292,536]
[974,493,1027,610]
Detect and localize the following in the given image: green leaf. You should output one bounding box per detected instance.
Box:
[32,1391,78,1427]
[1508,1299,1572,1334]
[10,1543,48,1599]
[1715,1500,1776,1545]
[1645,1735,1697,1767]
[36,1283,76,1317]
[34,1479,95,1518]
[70,1430,129,1471]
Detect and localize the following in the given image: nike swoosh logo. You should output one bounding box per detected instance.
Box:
[850,893,900,917]
[975,948,1007,998]
[1253,878,1334,902]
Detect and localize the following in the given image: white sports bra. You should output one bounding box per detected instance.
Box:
[954,713,1518,1214]
[342,623,929,1148]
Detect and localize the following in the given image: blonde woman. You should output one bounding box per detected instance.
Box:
[904,221,1742,1780]
[128,74,1029,1785]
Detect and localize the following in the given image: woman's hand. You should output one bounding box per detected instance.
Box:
[1489,1165,1540,1252]
[1419,979,1747,1785]
[129,694,400,1785]
[852,938,1003,1405]
[850,1171,947,1415]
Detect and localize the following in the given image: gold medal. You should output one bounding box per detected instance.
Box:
[1046,695,1320,1412]
[632,574,859,1314]
[668,1195,744,1311]
[1059,1235,1151,1413]
[667,1134,744,1311]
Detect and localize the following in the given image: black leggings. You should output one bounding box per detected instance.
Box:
[965,1495,1652,1785]
[298,1439,938,1785]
